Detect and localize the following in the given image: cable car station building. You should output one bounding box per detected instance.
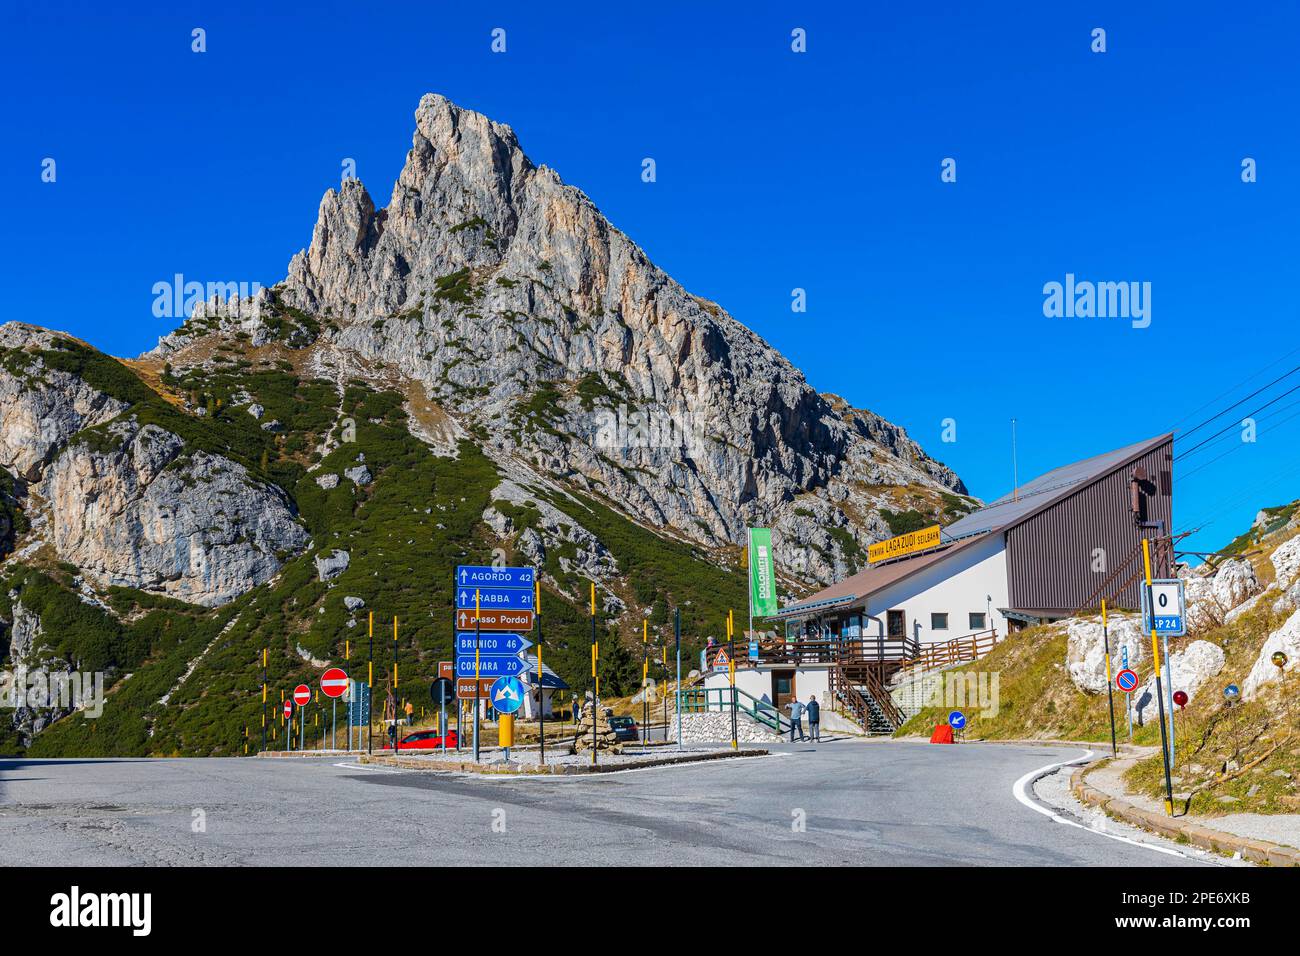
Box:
[698,433,1174,733]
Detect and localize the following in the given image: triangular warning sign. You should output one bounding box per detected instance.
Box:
[713,649,730,668]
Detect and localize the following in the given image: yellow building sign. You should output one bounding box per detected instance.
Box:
[867,524,942,564]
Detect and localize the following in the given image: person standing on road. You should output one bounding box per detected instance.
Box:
[806,694,821,742]
[404,700,414,725]
[787,698,805,742]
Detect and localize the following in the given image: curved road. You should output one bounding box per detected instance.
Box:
[0,740,1211,866]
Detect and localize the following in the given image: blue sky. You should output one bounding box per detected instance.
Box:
[3,1,1297,555]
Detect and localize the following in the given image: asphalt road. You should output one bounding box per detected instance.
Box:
[0,740,1209,866]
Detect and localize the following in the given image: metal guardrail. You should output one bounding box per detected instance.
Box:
[679,686,793,734]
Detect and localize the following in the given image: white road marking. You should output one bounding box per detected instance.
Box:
[1011,749,1197,861]
[332,761,406,774]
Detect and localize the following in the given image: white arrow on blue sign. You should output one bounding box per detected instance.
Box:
[455,632,533,656]
[456,586,535,611]
[456,566,535,589]
[490,676,525,715]
[455,656,526,678]
[948,710,966,730]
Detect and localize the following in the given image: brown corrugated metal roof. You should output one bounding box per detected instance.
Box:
[775,432,1174,620]
[771,534,989,619]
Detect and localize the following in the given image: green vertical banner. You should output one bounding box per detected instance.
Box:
[747,528,779,617]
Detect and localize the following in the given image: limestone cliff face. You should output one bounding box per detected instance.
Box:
[1,322,310,607]
[41,419,309,607]
[152,94,969,584]
[0,324,129,481]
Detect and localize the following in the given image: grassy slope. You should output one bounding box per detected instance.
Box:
[4,339,746,756]
[898,504,1300,816]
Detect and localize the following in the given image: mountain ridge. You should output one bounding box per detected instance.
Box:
[0,93,976,755]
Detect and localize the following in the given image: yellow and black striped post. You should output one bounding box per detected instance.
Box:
[1143,540,1175,816]
[536,578,545,765]
[260,647,267,753]
[728,609,737,749]
[1103,599,1117,758]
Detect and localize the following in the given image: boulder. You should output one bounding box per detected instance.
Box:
[1066,615,1144,693]
[314,549,350,582]
[516,527,546,566]
[1272,580,1300,616]
[481,505,512,537]
[344,596,365,611]
[1138,639,1225,705]
[247,403,264,420]
[344,465,372,486]
[1212,558,1261,611]
[1271,537,1300,591]
[1243,607,1300,700]
[315,473,340,490]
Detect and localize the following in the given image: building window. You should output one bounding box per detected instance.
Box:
[931,612,949,631]
[887,610,906,639]
[844,614,861,639]
[969,612,987,630]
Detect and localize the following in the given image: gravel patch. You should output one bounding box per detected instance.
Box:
[1087,757,1300,851]
[1032,760,1246,866]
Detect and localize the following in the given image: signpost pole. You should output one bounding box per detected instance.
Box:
[662,647,668,741]
[367,612,374,756]
[1102,600,1117,758]
[675,607,682,751]
[1143,540,1176,817]
[728,610,737,750]
[642,619,649,746]
[1163,630,1175,767]
[536,578,545,766]
[590,582,598,766]
[392,616,399,748]
[299,700,305,750]
[261,647,267,754]
[474,589,481,763]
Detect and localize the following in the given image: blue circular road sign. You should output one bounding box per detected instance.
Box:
[1116,668,1139,693]
[948,710,966,730]
[489,675,525,715]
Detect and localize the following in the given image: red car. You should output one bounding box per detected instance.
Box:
[384,729,459,750]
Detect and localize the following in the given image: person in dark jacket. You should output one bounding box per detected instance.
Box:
[806,694,821,742]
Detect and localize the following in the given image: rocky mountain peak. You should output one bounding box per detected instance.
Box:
[147,93,970,584]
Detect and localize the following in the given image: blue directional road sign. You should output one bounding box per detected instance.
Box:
[948,710,966,730]
[455,632,533,656]
[455,655,526,679]
[455,585,535,611]
[456,566,535,590]
[490,676,525,715]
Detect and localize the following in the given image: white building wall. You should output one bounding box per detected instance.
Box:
[702,665,831,704]
[861,533,1010,646]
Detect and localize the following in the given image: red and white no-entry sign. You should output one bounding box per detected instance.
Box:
[283,700,293,719]
[293,684,311,706]
[320,667,349,699]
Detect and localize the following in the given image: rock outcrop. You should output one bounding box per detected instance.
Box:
[0,324,129,481]
[1243,607,1300,700]
[42,419,309,606]
[152,94,968,586]
[1065,614,1144,693]
[1137,639,1225,706]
